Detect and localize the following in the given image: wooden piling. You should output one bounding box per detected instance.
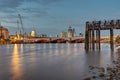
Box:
[89,30,92,49]
[96,30,99,49]
[98,21,101,50]
[92,27,95,50]
[85,20,117,51]
[110,20,114,51]
[85,22,89,50]
[110,28,114,51]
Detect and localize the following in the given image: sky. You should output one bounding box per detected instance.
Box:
[0,0,120,36]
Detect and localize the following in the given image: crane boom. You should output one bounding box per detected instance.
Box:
[17,20,20,34]
[18,14,24,34]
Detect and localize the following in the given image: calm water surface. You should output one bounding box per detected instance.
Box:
[0,43,118,80]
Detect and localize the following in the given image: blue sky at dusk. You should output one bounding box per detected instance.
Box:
[0,0,120,36]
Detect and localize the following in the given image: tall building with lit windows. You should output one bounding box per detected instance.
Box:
[67,26,76,38]
[61,26,76,38]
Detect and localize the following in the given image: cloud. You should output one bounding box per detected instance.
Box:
[0,0,24,13]
[0,0,62,18]
[0,0,63,29]
[37,0,63,5]
[0,14,28,21]
[0,15,18,19]
[24,0,63,5]
[0,0,23,9]
[0,0,63,10]
[18,7,48,15]
[0,19,17,23]
[1,9,16,13]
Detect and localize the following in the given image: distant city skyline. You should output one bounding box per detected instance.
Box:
[0,0,120,36]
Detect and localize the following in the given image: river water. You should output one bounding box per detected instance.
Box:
[0,43,118,80]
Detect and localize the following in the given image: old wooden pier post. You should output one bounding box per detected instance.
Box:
[110,20,114,51]
[85,22,89,51]
[85,20,116,51]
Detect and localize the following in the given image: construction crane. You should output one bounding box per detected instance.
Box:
[17,20,20,34]
[16,14,26,41]
[18,14,24,35]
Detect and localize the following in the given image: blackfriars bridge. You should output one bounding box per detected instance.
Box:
[26,37,85,43]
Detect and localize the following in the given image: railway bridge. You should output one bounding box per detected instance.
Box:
[28,37,85,43]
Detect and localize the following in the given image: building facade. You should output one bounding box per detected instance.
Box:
[0,26,9,39]
[30,29,36,37]
[67,26,76,38]
[60,26,76,38]
[61,31,67,37]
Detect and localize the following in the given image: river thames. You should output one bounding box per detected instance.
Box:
[0,43,118,80]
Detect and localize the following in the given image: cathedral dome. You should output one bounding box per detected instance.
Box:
[30,29,36,37]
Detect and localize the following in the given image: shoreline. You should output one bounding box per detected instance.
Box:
[84,50,120,80]
[0,41,119,45]
[0,41,118,45]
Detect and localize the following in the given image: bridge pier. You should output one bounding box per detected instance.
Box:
[92,27,95,50]
[96,30,101,50]
[85,22,89,51]
[96,22,101,50]
[85,20,116,51]
[110,28,114,51]
[89,30,92,49]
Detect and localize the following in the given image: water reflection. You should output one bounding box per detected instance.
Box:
[55,44,59,56]
[60,44,65,55]
[66,43,71,55]
[73,43,78,55]
[10,44,23,80]
[29,44,36,62]
[49,44,53,56]
[43,43,46,49]
[43,44,47,56]
[0,43,117,80]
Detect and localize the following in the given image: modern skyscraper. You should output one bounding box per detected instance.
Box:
[67,26,76,37]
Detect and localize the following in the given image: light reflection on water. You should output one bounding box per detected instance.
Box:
[0,43,118,80]
[10,44,23,80]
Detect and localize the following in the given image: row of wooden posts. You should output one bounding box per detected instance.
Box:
[84,20,120,51]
